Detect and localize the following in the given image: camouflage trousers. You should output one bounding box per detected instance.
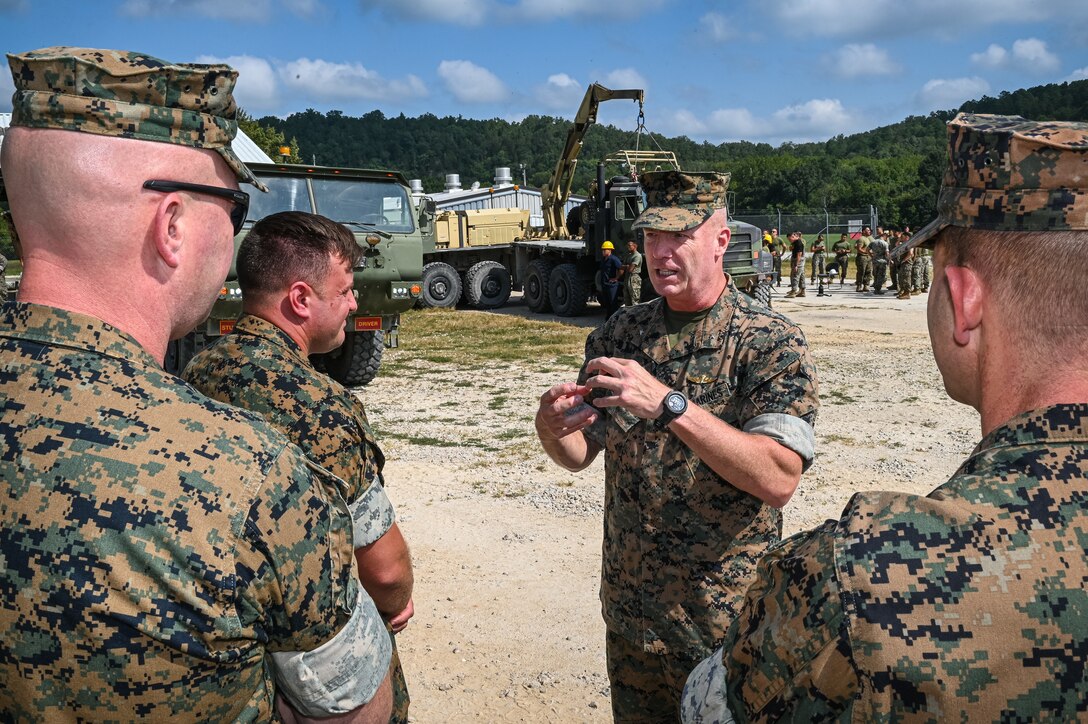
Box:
[624,276,642,306]
[834,255,849,283]
[809,253,826,282]
[789,259,806,292]
[872,261,888,293]
[606,628,703,723]
[897,261,913,295]
[912,257,931,291]
[390,629,410,723]
[854,255,872,290]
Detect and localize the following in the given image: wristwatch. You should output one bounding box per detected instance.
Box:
[655,390,688,429]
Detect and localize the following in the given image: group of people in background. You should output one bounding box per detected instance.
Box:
[763,225,931,300]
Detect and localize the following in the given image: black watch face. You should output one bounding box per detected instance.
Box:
[665,392,686,414]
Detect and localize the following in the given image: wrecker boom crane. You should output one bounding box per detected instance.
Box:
[539,82,644,237]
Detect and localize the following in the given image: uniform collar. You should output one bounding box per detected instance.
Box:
[1,302,159,368]
[974,404,1088,454]
[232,313,309,364]
[641,282,738,363]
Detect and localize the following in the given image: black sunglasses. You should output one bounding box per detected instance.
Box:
[143,180,250,235]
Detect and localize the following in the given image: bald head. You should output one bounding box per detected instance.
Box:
[2,127,241,357]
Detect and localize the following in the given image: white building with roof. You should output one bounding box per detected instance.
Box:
[417,166,586,229]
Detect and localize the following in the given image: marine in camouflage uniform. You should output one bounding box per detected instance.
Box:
[683,114,1088,722]
[623,240,643,306]
[536,172,818,722]
[185,211,413,723]
[868,232,889,294]
[854,229,873,291]
[0,249,7,302]
[911,245,931,293]
[0,47,392,720]
[185,315,411,723]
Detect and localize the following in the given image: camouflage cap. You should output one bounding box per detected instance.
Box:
[6,47,266,190]
[897,112,1088,257]
[632,171,730,232]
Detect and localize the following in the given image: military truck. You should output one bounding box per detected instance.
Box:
[165,162,429,386]
[417,84,772,315]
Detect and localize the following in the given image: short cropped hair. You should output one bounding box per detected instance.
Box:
[938,226,1088,352]
[237,211,362,298]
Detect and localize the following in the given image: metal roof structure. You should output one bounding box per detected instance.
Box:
[419,168,586,228]
[0,116,273,167]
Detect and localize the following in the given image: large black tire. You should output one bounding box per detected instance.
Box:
[465,260,512,309]
[164,330,206,377]
[565,205,583,238]
[745,280,773,310]
[318,329,384,388]
[418,262,461,308]
[549,263,590,317]
[524,259,556,313]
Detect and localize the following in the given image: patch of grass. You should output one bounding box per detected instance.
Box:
[556,480,574,488]
[901,395,920,403]
[380,431,460,447]
[824,388,857,405]
[488,395,508,410]
[453,381,473,388]
[387,308,590,368]
[495,428,530,440]
[822,433,857,445]
[438,400,459,407]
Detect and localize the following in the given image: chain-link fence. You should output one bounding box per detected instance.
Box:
[733,207,879,237]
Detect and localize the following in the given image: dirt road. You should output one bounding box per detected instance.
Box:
[359,286,979,722]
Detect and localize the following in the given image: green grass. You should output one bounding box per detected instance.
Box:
[389,308,589,368]
[824,388,858,405]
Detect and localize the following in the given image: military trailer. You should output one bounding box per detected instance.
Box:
[165,162,429,386]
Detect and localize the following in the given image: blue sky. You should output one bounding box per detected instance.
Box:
[2,0,1086,146]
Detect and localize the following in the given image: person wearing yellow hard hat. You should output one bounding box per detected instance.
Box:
[599,240,622,318]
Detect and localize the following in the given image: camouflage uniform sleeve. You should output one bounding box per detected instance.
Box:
[236,444,391,712]
[718,520,857,723]
[736,321,819,468]
[345,395,395,548]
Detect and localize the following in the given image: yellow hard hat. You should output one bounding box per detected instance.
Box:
[601,241,614,250]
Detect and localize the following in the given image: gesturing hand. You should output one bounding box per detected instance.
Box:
[583,356,671,420]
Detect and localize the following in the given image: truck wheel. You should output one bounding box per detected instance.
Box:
[465,260,512,309]
[163,330,206,377]
[745,280,773,309]
[419,262,461,308]
[525,259,556,313]
[549,263,590,317]
[318,329,384,388]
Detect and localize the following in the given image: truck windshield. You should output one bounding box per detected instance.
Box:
[248,175,416,234]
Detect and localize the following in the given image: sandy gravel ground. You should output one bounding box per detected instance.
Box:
[357,282,980,722]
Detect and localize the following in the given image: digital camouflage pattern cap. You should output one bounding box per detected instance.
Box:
[896,112,1088,256]
[6,47,266,190]
[632,171,730,232]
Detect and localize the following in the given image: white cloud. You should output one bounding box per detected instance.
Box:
[970,44,1008,69]
[1070,67,1088,80]
[698,11,733,42]
[663,99,857,144]
[120,0,271,21]
[762,0,1085,38]
[358,0,665,26]
[603,68,648,91]
[826,43,900,78]
[196,54,280,112]
[280,58,427,102]
[916,76,991,110]
[1011,38,1060,73]
[281,0,326,17]
[534,73,585,111]
[437,60,508,103]
[971,38,1060,73]
[0,0,28,11]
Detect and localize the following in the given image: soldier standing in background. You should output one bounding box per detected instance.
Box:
[184,211,415,723]
[831,232,851,285]
[912,245,932,293]
[785,230,806,298]
[683,113,1088,722]
[869,230,889,295]
[0,47,392,722]
[896,233,915,299]
[768,227,783,287]
[536,171,818,722]
[0,248,7,302]
[623,238,643,306]
[809,234,826,284]
[854,226,874,291]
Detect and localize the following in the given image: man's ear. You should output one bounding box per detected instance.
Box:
[151,194,184,268]
[944,265,984,346]
[716,222,731,259]
[287,280,314,319]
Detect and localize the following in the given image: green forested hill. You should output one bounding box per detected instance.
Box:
[255,79,1087,229]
